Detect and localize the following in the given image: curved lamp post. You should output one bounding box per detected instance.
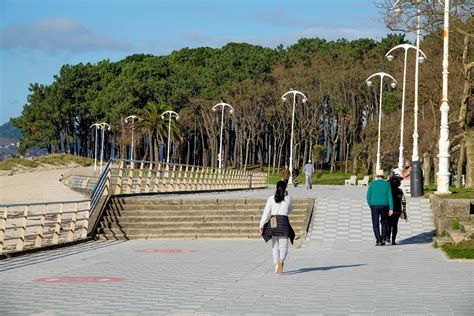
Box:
[391,0,425,162]
[386,44,427,171]
[366,72,397,172]
[125,115,138,162]
[281,89,308,184]
[212,101,234,169]
[89,123,101,172]
[98,122,111,174]
[161,111,179,164]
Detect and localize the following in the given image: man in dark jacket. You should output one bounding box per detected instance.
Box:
[366,169,394,246]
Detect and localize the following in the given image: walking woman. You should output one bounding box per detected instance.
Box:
[259,180,295,274]
[388,171,406,245]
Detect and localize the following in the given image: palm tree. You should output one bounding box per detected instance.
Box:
[138,102,181,163]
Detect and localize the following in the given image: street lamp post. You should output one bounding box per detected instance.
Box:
[386,44,426,172]
[89,123,101,172]
[281,89,308,184]
[366,73,397,172]
[125,115,138,162]
[436,0,451,194]
[212,101,234,169]
[98,122,111,174]
[161,111,179,164]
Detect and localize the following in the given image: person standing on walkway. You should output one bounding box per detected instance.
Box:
[292,166,299,187]
[366,169,393,246]
[259,180,295,274]
[304,160,314,189]
[282,165,290,184]
[387,170,406,245]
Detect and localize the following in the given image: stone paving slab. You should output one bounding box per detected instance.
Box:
[0,239,472,315]
[0,185,473,315]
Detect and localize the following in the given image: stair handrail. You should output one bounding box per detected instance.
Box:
[89,159,113,217]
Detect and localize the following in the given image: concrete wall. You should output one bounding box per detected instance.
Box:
[430,195,473,235]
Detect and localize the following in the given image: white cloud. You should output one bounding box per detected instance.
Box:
[0,17,132,53]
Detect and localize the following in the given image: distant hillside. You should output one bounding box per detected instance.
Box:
[0,121,21,145]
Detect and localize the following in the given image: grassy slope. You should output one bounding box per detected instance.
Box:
[442,240,474,259]
[0,154,93,171]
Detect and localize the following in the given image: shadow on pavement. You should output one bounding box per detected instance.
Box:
[0,240,127,272]
[398,230,435,245]
[284,263,366,275]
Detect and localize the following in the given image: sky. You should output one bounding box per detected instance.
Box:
[0,0,391,125]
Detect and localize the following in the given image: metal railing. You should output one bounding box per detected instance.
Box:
[0,199,90,255]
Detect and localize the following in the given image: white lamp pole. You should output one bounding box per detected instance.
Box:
[386,44,427,171]
[366,72,397,172]
[436,0,451,194]
[281,89,308,184]
[98,122,111,174]
[89,123,101,172]
[212,101,234,169]
[161,111,179,164]
[125,115,138,162]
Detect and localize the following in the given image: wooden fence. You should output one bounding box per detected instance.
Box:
[0,199,90,255]
[1,159,268,255]
[110,160,268,195]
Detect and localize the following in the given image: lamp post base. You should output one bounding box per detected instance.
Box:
[410,160,424,197]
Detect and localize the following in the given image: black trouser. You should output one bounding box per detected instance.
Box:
[370,205,389,243]
[387,214,401,243]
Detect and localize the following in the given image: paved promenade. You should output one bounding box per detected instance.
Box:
[1,185,473,315]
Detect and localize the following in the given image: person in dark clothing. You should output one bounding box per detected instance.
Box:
[388,171,406,245]
[282,165,290,184]
[292,166,299,187]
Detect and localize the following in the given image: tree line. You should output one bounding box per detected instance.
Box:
[12,3,473,187]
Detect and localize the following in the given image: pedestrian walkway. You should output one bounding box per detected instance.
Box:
[0,185,472,315]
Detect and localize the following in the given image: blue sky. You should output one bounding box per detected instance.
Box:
[0,0,391,125]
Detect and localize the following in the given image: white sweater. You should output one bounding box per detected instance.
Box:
[259,195,293,228]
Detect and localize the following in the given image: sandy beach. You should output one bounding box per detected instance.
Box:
[0,167,88,204]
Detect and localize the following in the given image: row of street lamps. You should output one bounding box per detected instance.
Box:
[87,1,452,194]
[367,0,451,195]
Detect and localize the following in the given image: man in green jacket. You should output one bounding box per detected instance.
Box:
[366,169,394,246]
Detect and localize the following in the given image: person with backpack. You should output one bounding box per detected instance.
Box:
[387,169,407,245]
[259,180,295,274]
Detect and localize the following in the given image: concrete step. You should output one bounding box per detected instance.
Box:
[112,198,311,206]
[433,236,452,247]
[101,214,306,223]
[99,220,305,229]
[107,203,309,211]
[445,229,468,244]
[96,233,261,240]
[103,209,307,218]
[97,227,272,236]
[459,221,474,234]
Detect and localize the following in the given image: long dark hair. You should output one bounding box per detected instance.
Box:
[389,176,401,189]
[274,180,287,203]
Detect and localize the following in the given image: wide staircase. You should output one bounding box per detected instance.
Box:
[95,198,314,243]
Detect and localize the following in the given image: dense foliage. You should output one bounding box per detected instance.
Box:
[11,16,473,184]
